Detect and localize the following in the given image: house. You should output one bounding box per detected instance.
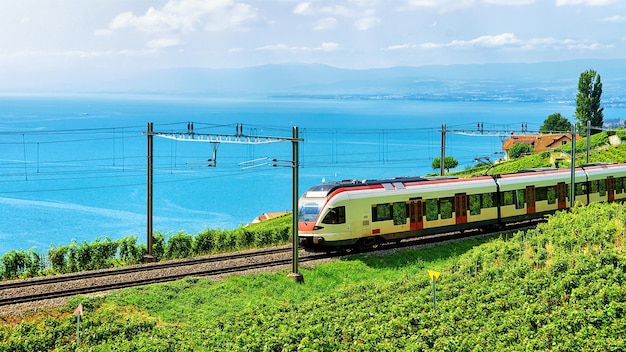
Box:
[502,133,582,161]
[247,211,290,225]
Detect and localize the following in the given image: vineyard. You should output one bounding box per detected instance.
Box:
[458,130,626,177]
[0,215,291,280]
[2,202,626,350]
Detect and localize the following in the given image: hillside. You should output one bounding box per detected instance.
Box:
[1,202,625,350]
[456,130,626,177]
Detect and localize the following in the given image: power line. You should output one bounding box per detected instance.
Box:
[0,120,512,194]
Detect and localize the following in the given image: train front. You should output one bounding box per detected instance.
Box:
[297,183,353,251]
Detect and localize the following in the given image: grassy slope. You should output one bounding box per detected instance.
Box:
[455,130,626,177]
[2,203,626,351]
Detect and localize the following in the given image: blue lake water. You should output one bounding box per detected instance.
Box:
[0,94,616,255]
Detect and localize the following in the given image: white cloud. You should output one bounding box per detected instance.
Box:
[106,0,258,33]
[556,0,619,5]
[146,37,181,49]
[382,44,417,51]
[484,0,534,5]
[320,5,353,16]
[406,0,440,7]
[602,15,626,22]
[321,42,340,51]
[314,17,338,30]
[355,16,381,30]
[256,42,339,52]
[294,2,354,17]
[405,0,535,10]
[414,33,610,52]
[293,2,313,15]
[449,33,521,47]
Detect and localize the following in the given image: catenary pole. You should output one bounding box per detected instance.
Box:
[144,122,156,263]
[570,123,576,209]
[289,126,304,283]
[144,122,303,280]
[440,124,446,176]
[586,120,591,164]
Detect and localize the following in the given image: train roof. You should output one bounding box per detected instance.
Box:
[303,162,626,198]
[303,175,458,197]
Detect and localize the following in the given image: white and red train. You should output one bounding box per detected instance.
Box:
[298,163,626,251]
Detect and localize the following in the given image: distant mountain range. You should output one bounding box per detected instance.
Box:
[109,59,626,105]
[10,59,626,105]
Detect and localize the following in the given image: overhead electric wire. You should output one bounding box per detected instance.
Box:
[0,120,510,196]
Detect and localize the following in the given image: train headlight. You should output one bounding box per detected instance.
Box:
[313,226,325,231]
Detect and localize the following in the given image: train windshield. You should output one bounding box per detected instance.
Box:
[298,202,322,222]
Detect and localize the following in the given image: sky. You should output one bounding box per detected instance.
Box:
[1,0,625,87]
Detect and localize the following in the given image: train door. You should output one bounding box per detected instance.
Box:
[409,199,423,231]
[525,186,536,214]
[454,193,468,224]
[556,182,567,209]
[607,177,615,202]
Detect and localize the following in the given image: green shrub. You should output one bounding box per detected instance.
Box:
[0,250,29,279]
[48,245,68,273]
[194,228,215,254]
[166,232,193,259]
[152,232,166,259]
[118,236,141,264]
[1,215,293,280]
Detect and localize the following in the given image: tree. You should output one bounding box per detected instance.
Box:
[431,156,458,173]
[509,143,533,159]
[575,69,603,136]
[540,113,571,133]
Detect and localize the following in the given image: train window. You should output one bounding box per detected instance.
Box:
[536,187,547,202]
[372,204,392,222]
[440,198,453,219]
[515,190,525,209]
[599,179,606,196]
[615,177,624,194]
[425,199,438,221]
[299,202,321,222]
[591,180,599,194]
[575,183,585,196]
[547,186,556,204]
[483,193,496,208]
[469,194,481,215]
[393,202,407,225]
[322,206,346,224]
[501,191,514,206]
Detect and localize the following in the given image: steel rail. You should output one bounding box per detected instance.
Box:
[0,252,331,306]
[0,219,543,307]
[0,246,290,292]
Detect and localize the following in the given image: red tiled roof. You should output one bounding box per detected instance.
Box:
[502,134,581,152]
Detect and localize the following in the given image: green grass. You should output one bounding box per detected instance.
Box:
[3,202,626,350]
[454,131,626,177]
[3,131,626,350]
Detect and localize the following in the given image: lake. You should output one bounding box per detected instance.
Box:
[0,94,604,254]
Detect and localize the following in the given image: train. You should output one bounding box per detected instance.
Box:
[297,162,626,251]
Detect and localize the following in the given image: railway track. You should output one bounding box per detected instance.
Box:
[0,220,542,308]
[0,246,332,307]
[0,246,289,291]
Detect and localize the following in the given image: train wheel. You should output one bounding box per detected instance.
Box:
[357,237,380,251]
